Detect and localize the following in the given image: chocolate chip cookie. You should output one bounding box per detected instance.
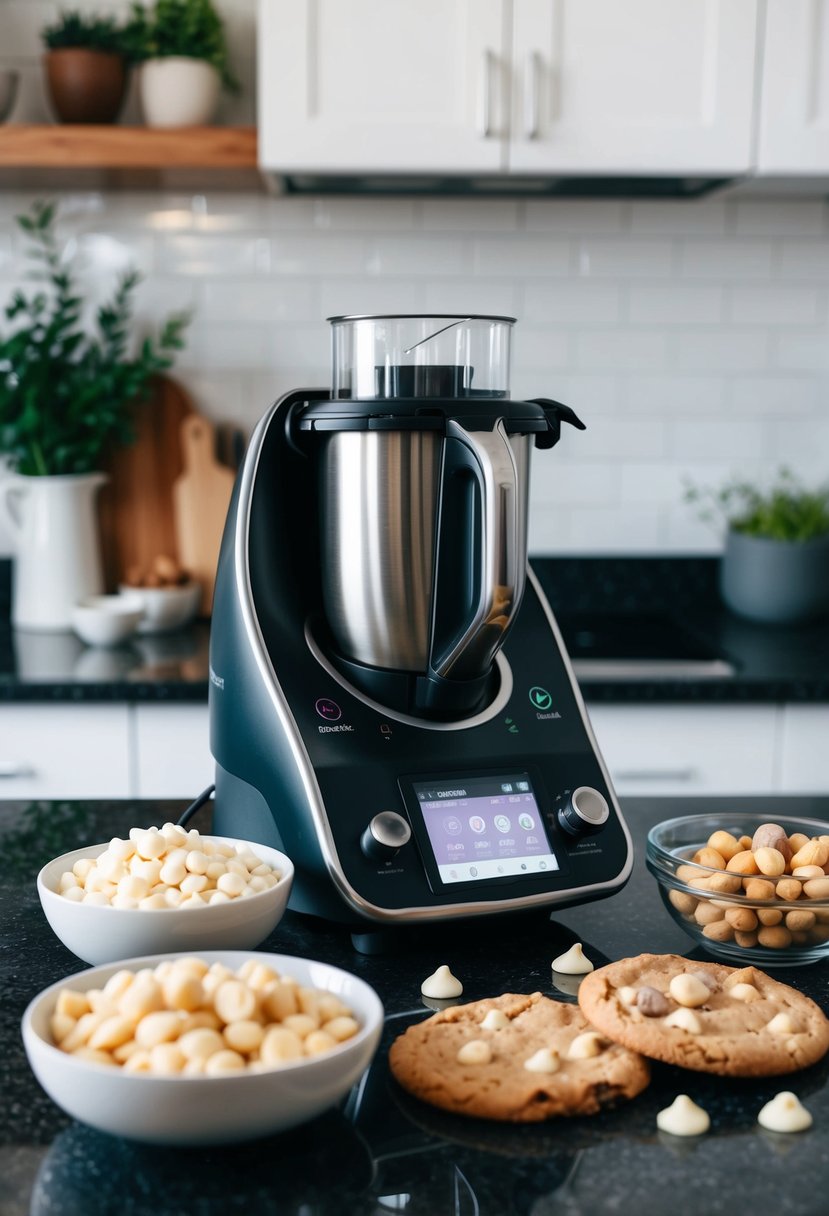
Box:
[388,992,650,1122]
[578,954,829,1077]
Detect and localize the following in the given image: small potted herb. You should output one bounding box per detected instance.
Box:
[41,10,129,124]
[124,0,238,127]
[0,201,190,631]
[685,469,829,624]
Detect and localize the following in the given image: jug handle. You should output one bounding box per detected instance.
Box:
[430,418,522,682]
[0,478,25,542]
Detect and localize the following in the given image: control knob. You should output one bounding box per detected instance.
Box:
[557,786,609,836]
[361,811,412,861]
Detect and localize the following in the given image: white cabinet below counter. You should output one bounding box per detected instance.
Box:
[587,704,780,797]
[0,705,131,799]
[0,703,211,801]
[778,706,829,794]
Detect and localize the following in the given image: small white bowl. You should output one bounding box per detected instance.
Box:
[22,950,384,1145]
[119,581,201,633]
[71,595,144,647]
[38,837,294,964]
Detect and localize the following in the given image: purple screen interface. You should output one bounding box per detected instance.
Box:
[412,773,559,885]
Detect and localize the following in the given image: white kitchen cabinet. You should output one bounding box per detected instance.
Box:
[258,0,507,174]
[757,0,829,173]
[132,704,212,799]
[586,704,780,796]
[258,0,758,178]
[509,0,758,175]
[778,706,829,794]
[0,704,131,799]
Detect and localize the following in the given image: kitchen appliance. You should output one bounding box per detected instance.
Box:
[209,314,633,938]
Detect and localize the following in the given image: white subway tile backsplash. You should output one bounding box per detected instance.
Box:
[679,240,773,279]
[575,330,670,371]
[574,239,673,279]
[628,285,723,324]
[1,134,829,556]
[472,237,569,277]
[523,282,621,324]
[676,331,770,372]
[729,285,820,325]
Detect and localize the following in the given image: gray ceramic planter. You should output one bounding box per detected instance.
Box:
[720,528,829,624]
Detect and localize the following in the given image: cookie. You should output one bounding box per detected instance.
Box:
[578,954,829,1077]
[388,992,650,1122]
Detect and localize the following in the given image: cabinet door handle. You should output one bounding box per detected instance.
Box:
[479,49,494,137]
[0,760,35,778]
[614,769,698,784]
[525,50,541,139]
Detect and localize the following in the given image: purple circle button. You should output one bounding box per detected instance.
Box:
[315,697,342,721]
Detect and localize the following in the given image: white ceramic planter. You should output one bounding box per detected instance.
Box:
[0,472,106,631]
[139,57,220,126]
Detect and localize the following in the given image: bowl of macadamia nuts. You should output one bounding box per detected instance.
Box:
[120,555,201,633]
[647,813,829,966]
[37,824,294,964]
[21,950,384,1144]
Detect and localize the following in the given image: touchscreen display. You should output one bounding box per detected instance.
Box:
[411,773,559,885]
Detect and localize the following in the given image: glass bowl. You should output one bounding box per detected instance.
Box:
[647,813,829,967]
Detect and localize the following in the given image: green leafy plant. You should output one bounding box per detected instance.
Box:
[684,468,829,543]
[0,201,190,477]
[42,10,125,54]
[123,0,238,90]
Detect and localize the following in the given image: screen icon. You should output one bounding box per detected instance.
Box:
[469,866,478,877]
[500,782,513,793]
[494,814,511,834]
[519,812,535,831]
[468,815,486,834]
[529,686,553,711]
[516,781,529,792]
[443,816,462,835]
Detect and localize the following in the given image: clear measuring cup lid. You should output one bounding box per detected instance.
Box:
[327,314,516,400]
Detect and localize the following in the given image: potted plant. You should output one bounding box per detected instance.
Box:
[42,10,129,124]
[685,469,829,624]
[124,0,238,127]
[0,201,190,631]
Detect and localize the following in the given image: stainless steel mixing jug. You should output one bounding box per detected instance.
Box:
[297,314,581,718]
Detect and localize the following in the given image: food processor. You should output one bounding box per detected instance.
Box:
[209,314,632,939]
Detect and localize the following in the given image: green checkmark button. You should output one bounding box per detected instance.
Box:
[529,686,553,710]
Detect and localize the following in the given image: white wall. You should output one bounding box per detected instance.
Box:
[1,2,828,557]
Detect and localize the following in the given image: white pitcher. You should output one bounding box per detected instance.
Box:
[0,472,107,631]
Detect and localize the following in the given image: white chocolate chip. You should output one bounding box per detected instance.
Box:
[420,964,463,999]
[551,943,594,975]
[767,1012,797,1036]
[457,1039,492,1065]
[480,1009,510,1031]
[656,1094,710,1136]
[617,986,638,1007]
[729,983,761,1003]
[757,1092,813,1133]
[567,1032,605,1059]
[663,1008,702,1035]
[669,973,711,1008]
[523,1047,560,1074]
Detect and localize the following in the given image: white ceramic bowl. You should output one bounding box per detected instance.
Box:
[38,837,294,964]
[22,950,384,1145]
[118,581,201,633]
[71,595,144,647]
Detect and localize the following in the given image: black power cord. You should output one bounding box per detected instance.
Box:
[176,783,216,829]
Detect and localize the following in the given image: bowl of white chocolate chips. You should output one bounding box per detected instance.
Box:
[37,824,294,965]
[648,813,829,965]
[21,951,384,1144]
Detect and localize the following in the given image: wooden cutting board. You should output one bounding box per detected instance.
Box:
[173,412,237,614]
[98,375,195,592]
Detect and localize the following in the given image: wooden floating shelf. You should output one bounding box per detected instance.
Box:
[0,125,260,189]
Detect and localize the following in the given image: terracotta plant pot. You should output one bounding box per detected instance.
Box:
[44,49,127,124]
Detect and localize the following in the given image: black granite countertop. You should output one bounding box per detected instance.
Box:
[4,794,829,1216]
[0,557,827,705]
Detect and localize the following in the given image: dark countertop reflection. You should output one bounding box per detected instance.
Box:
[3,793,829,1216]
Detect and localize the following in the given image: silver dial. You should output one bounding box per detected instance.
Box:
[361,811,412,861]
